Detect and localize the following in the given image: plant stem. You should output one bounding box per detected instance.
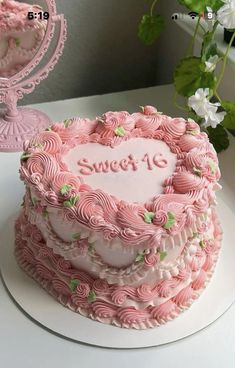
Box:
[186,16,201,56]
[150,0,158,16]
[173,90,190,112]
[215,30,235,92]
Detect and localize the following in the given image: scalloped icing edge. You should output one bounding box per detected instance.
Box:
[14,211,222,329]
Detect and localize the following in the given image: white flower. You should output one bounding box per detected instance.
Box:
[188,88,227,129]
[203,110,226,128]
[217,0,235,29]
[188,88,210,117]
[205,55,219,72]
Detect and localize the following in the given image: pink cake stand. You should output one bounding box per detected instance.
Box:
[0,0,67,152]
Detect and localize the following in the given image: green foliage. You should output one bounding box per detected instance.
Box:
[114,126,126,137]
[64,119,72,128]
[138,14,164,45]
[135,253,145,263]
[163,212,175,230]
[144,211,155,224]
[63,195,80,208]
[60,184,72,195]
[207,125,229,153]
[69,279,80,292]
[88,291,97,303]
[174,57,216,97]
[160,251,167,261]
[221,101,235,129]
[201,32,218,62]
[178,0,223,12]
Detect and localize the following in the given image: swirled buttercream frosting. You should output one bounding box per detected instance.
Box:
[15,106,222,329]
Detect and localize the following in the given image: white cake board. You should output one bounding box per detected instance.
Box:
[0,197,235,349]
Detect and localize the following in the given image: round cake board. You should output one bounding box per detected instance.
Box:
[0,197,235,349]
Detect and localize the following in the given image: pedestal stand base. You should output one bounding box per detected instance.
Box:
[0,107,51,152]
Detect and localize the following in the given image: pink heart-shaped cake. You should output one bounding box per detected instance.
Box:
[16,106,222,329]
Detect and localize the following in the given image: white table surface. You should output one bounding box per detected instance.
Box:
[0,84,235,368]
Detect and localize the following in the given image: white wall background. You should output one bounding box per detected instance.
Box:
[17,0,189,105]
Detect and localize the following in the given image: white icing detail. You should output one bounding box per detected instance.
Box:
[63,138,177,202]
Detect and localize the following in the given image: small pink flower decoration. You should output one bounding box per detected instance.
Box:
[153,210,168,226]
[144,252,160,267]
[76,283,90,298]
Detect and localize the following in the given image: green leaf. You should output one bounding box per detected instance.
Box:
[144,211,155,224]
[71,195,80,206]
[63,195,80,208]
[135,253,145,263]
[199,240,206,249]
[114,126,126,137]
[178,0,223,12]
[193,167,202,176]
[174,57,216,97]
[201,32,218,62]
[160,251,167,261]
[87,290,96,303]
[207,125,229,153]
[163,212,175,230]
[72,233,80,240]
[20,153,31,161]
[63,200,73,208]
[42,208,49,220]
[69,279,80,292]
[138,14,164,45]
[221,101,235,129]
[60,184,72,195]
[64,119,72,128]
[88,243,95,253]
[45,126,52,131]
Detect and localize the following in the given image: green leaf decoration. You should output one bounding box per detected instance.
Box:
[63,195,80,208]
[64,119,73,128]
[114,126,126,137]
[193,167,202,177]
[45,127,52,131]
[34,143,44,149]
[160,251,167,261]
[88,243,95,253]
[15,38,21,47]
[144,211,155,224]
[135,253,145,263]
[174,57,216,97]
[207,125,229,153]
[163,212,175,230]
[178,0,223,12]
[208,159,217,174]
[42,208,49,220]
[87,290,97,303]
[72,233,80,240]
[32,197,38,205]
[69,279,80,292]
[20,153,31,161]
[199,240,206,249]
[63,200,73,208]
[221,101,235,129]
[138,14,164,45]
[71,195,80,206]
[193,232,198,238]
[60,184,72,195]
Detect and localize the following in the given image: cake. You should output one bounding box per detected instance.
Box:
[15,106,222,329]
[0,0,46,78]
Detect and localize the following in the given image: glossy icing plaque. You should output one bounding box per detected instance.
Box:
[64,139,177,202]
